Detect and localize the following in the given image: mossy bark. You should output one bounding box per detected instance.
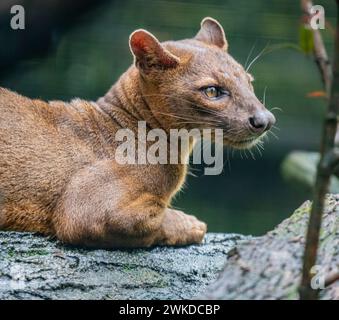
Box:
[202,195,338,300]
[0,232,244,299]
[0,196,337,300]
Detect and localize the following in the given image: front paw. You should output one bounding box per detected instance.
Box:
[159,209,207,246]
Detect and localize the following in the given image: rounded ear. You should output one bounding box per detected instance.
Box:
[129,29,179,73]
[194,17,228,51]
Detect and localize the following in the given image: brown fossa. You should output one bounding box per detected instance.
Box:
[0,18,275,248]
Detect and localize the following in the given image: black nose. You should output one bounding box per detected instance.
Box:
[249,111,275,133]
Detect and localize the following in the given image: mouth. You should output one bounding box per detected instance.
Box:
[223,136,261,149]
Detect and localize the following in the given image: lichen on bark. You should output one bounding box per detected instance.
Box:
[202,195,338,300]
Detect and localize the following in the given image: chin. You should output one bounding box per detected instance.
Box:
[223,136,261,150]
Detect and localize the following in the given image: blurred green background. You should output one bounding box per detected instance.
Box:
[0,0,336,235]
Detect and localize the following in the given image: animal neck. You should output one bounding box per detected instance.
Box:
[97,67,165,133]
[97,67,195,163]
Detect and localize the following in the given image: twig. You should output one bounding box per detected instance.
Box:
[301,0,332,95]
[324,271,339,288]
[299,0,339,300]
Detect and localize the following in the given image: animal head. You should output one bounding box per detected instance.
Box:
[129,17,276,149]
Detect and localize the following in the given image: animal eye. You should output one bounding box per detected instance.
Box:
[202,86,230,99]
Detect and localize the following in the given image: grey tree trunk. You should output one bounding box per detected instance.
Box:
[202,195,338,300]
[0,195,337,300]
[0,232,244,299]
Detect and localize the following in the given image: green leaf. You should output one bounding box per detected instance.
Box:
[299,25,314,55]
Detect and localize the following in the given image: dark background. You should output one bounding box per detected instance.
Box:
[0,0,336,235]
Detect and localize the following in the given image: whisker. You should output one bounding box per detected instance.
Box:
[269,107,283,113]
[243,149,249,159]
[154,111,221,125]
[244,41,257,69]
[226,148,232,172]
[249,148,256,160]
[154,112,195,121]
[143,92,275,161]
[246,42,270,72]
[187,171,198,178]
[268,130,279,140]
[255,144,263,157]
[263,86,268,106]
[177,121,220,126]
[142,93,224,117]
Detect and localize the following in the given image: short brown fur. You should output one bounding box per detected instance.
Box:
[0,18,275,247]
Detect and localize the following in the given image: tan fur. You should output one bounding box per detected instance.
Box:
[0,18,275,248]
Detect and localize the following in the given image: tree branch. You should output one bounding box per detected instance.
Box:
[299,0,339,300]
[324,271,339,288]
[322,148,339,172]
[301,0,332,95]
